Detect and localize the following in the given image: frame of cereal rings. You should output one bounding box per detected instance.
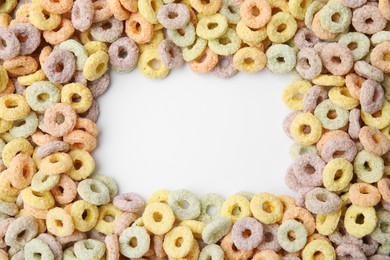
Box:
[0,0,389,258]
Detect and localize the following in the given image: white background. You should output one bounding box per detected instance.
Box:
[94,67,295,197]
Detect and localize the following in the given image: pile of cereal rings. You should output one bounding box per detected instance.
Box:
[0,0,389,258]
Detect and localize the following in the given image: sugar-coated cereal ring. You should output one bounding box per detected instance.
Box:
[328,86,359,111]
[361,101,390,130]
[168,22,196,47]
[36,233,63,260]
[21,187,54,210]
[359,126,390,156]
[4,215,37,249]
[311,12,338,41]
[296,48,322,80]
[304,0,324,29]
[321,136,357,163]
[208,28,241,56]
[7,154,36,189]
[9,23,40,56]
[71,0,93,32]
[239,0,271,29]
[182,37,207,62]
[371,41,390,73]
[349,183,381,207]
[354,150,384,183]
[138,48,170,79]
[202,217,232,244]
[277,220,307,253]
[292,153,325,187]
[24,238,54,259]
[61,83,93,114]
[220,0,240,24]
[77,179,110,206]
[290,112,322,146]
[51,174,77,204]
[378,178,390,202]
[320,43,353,76]
[312,74,345,87]
[0,67,9,94]
[250,192,283,224]
[92,175,118,200]
[3,56,38,77]
[322,158,353,192]
[83,51,109,81]
[157,39,184,69]
[168,189,201,221]
[371,209,390,244]
[301,239,335,260]
[138,0,162,24]
[315,209,341,236]
[304,187,341,214]
[67,149,95,180]
[107,0,130,21]
[43,50,76,84]
[220,232,253,259]
[338,32,370,61]
[314,99,349,130]
[29,2,61,31]
[95,203,123,234]
[74,239,106,259]
[266,44,296,74]
[282,80,311,111]
[221,195,251,223]
[355,60,384,83]
[282,206,315,235]
[0,94,30,122]
[143,202,175,235]
[319,1,351,33]
[2,138,33,167]
[197,193,224,223]
[35,141,69,160]
[46,206,75,237]
[352,5,386,35]
[125,12,153,44]
[43,103,77,137]
[59,40,88,72]
[267,12,297,43]
[236,21,267,45]
[8,111,38,139]
[294,28,319,50]
[109,37,140,72]
[233,47,267,73]
[157,3,190,29]
[113,193,145,214]
[84,41,108,56]
[31,171,60,192]
[199,244,224,260]
[119,226,150,258]
[190,47,218,73]
[190,0,221,15]
[0,28,20,60]
[344,204,377,238]
[163,226,193,258]
[43,19,75,45]
[0,0,16,13]
[90,18,124,44]
[360,79,384,114]
[212,55,238,78]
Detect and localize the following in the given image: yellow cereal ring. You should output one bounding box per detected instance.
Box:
[83,51,109,81]
[288,0,312,20]
[2,138,34,167]
[46,207,75,237]
[312,74,345,87]
[328,86,359,110]
[0,66,9,93]
[179,220,206,239]
[0,170,20,198]
[79,29,92,45]
[250,192,283,224]
[147,189,170,204]
[143,202,175,235]
[316,209,341,236]
[61,83,93,113]
[84,41,109,56]
[0,191,17,203]
[17,70,46,86]
[344,205,377,238]
[278,195,297,213]
[40,152,73,175]
[0,118,13,134]
[322,158,353,192]
[301,239,335,260]
[233,47,267,73]
[361,101,390,130]
[29,2,61,31]
[67,150,95,181]
[21,187,55,209]
[95,204,123,235]
[266,12,297,43]
[236,21,267,45]
[138,48,170,79]
[70,200,99,232]
[290,113,322,146]
[163,226,194,258]
[221,195,251,223]
[139,30,164,53]
[138,0,162,24]
[282,80,312,110]
[0,94,30,121]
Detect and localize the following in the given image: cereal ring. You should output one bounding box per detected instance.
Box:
[321,136,357,163]
[9,23,40,56]
[336,243,366,259]
[250,192,283,224]
[277,220,307,253]
[378,178,390,202]
[67,149,95,180]
[157,3,190,29]
[113,193,145,214]
[304,187,341,214]
[29,2,61,31]
[221,195,251,223]
[359,126,390,156]
[220,0,240,24]
[125,12,153,44]
[320,43,353,76]
[314,99,349,130]
[109,37,139,72]
[61,83,93,114]
[319,1,352,33]
[212,55,238,78]
[266,44,296,74]
[292,154,325,187]
[183,37,207,62]
[371,210,390,244]
[190,47,218,73]
[296,48,322,80]
[313,74,345,87]
[354,150,384,183]
[349,183,381,207]
[338,32,370,61]
[92,175,117,200]
[290,112,322,146]
[51,174,77,204]
[328,86,359,111]
[24,238,54,259]
[95,204,123,235]
[142,202,175,235]
[138,0,162,24]
[83,50,109,81]
[360,79,385,114]
[371,41,390,73]
[74,239,106,260]
[302,239,336,260]
[220,233,253,259]
[0,94,30,121]
[77,179,110,206]
[43,50,76,84]
[138,48,170,79]
[3,56,38,77]
[239,0,271,29]
[197,193,224,223]
[266,12,297,43]
[70,200,99,232]
[43,103,77,137]
[352,5,386,35]
[163,226,194,258]
[202,217,232,244]
[199,244,224,260]
[0,28,20,60]
[322,158,353,192]
[344,204,377,238]
[236,21,267,45]
[282,207,315,235]
[355,60,384,82]
[168,189,201,221]
[190,0,221,15]
[158,39,184,69]
[303,85,327,113]
[31,171,60,192]
[208,28,241,56]
[361,101,390,130]
[72,0,93,32]
[7,154,36,189]
[315,210,341,236]
[294,28,319,49]
[107,0,130,21]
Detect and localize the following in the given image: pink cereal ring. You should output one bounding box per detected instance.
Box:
[80,99,99,122]
[0,218,14,248]
[72,0,94,32]
[348,108,361,140]
[212,55,238,79]
[282,111,301,138]
[320,136,357,162]
[352,5,387,34]
[43,103,77,137]
[93,0,113,23]
[36,141,70,159]
[105,234,120,260]
[88,73,110,98]
[303,85,328,113]
[285,165,305,192]
[113,212,137,236]
[292,154,325,187]
[43,50,76,84]
[9,23,40,55]
[232,217,264,250]
[158,39,185,69]
[51,174,77,204]
[294,28,320,49]
[359,126,390,156]
[320,43,353,76]
[0,27,20,60]
[108,37,139,72]
[113,192,145,213]
[157,3,190,29]
[360,79,384,114]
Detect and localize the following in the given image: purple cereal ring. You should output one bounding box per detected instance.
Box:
[232,217,263,250]
[11,78,25,94]
[293,28,319,49]
[88,72,110,98]
[90,17,124,43]
[0,27,20,60]
[158,39,184,69]
[10,23,40,55]
[321,136,357,162]
[113,193,145,214]
[36,233,63,260]
[284,165,305,192]
[352,5,387,35]
[43,50,76,84]
[360,79,385,114]
[157,3,190,29]
[0,218,14,248]
[35,141,70,159]
[282,111,301,138]
[212,55,238,79]
[303,85,327,113]
[292,154,325,187]
[72,0,94,32]
[108,37,139,72]
[296,48,322,80]
[348,108,361,139]
[257,224,281,252]
[336,244,367,259]
[304,187,341,214]
[343,0,366,8]
[320,43,353,76]
[361,236,379,256]
[80,99,99,122]
[329,221,363,246]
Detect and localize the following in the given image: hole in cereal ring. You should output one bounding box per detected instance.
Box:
[232,206,242,216]
[331,13,340,23]
[201,0,211,5]
[129,237,138,248]
[277,24,286,33]
[356,213,365,224]
[37,93,50,101]
[334,170,343,181]
[178,200,189,209]
[251,6,260,16]
[151,0,158,11]
[372,110,382,118]
[277,57,285,63]
[262,202,272,213]
[49,156,59,164]
[148,59,161,70]
[134,22,142,32]
[301,124,311,134]
[90,183,100,193]
[304,164,315,174]
[380,222,389,233]
[42,175,49,182]
[331,56,342,64]
[74,160,83,170]
[96,63,106,74]
[17,230,26,239]
[153,212,163,222]
[103,214,115,222]
[175,237,183,247]
[326,110,338,119]
[232,242,239,252]
[59,186,64,193]
[72,93,82,103]
[264,232,273,242]
[347,42,358,51]
[17,34,28,43]
[0,38,7,48]
[228,6,236,13]
[244,58,254,65]
[372,134,381,144]
[219,37,231,45]
[168,12,178,19]
[384,53,390,61]
[363,161,372,172]
[55,63,64,73]
[82,210,89,219]
[272,7,282,15]
[292,92,304,100]
[242,229,252,238]
[102,21,113,30]
[14,119,26,127]
[33,253,42,258]
[177,28,185,36]
[359,187,369,194]
[365,18,373,24]
[4,99,18,109]
[42,10,51,20]
[206,205,216,216]
[332,150,345,158]
[32,190,43,197]
[287,231,296,241]
[315,193,327,202]
[207,23,218,30]
[55,219,64,227]
[118,48,128,59]
[314,251,324,258]
[299,58,311,70]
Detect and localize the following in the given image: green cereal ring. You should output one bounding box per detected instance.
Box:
[25,81,61,113]
[338,32,370,61]
[289,143,318,159]
[208,28,241,56]
[266,44,297,74]
[92,175,118,201]
[31,171,60,192]
[353,150,384,183]
[63,246,77,260]
[277,219,308,253]
[168,189,201,221]
[196,14,228,40]
[199,244,224,260]
[77,179,111,206]
[378,243,390,256]
[24,238,54,260]
[236,21,267,45]
[371,210,390,244]
[9,112,38,138]
[305,1,325,29]
[198,193,224,223]
[319,1,352,33]
[183,37,208,62]
[74,239,106,260]
[167,23,196,47]
[371,31,390,46]
[314,100,349,130]
[59,39,88,71]
[202,217,232,244]
[119,226,150,258]
[219,0,240,24]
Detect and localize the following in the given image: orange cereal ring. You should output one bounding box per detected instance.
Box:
[359,126,390,156]
[39,0,73,14]
[240,0,272,29]
[379,0,390,20]
[24,203,49,219]
[316,130,349,155]
[371,41,390,73]
[63,130,97,152]
[39,46,53,68]
[252,250,280,260]
[190,0,221,15]
[51,174,77,204]
[0,80,15,98]
[31,130,61,146]
[220,233,253,260]
[345,73,364,99]
[8,154,36,189]
[349,183,381,207]
[3,56,38,77]
[74,118,99,137]
[43,103,77,137]
[378,178,390,202]
[0,170,20,197]
[93,0,113,23]
[125,12,154,44]
[190,48,218,73]
[107,0,130,20]
[0,13,11,27]
[282,207,316,235]
[43,18,75,45]
[311,13,338,41]
[120,0,138,12]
